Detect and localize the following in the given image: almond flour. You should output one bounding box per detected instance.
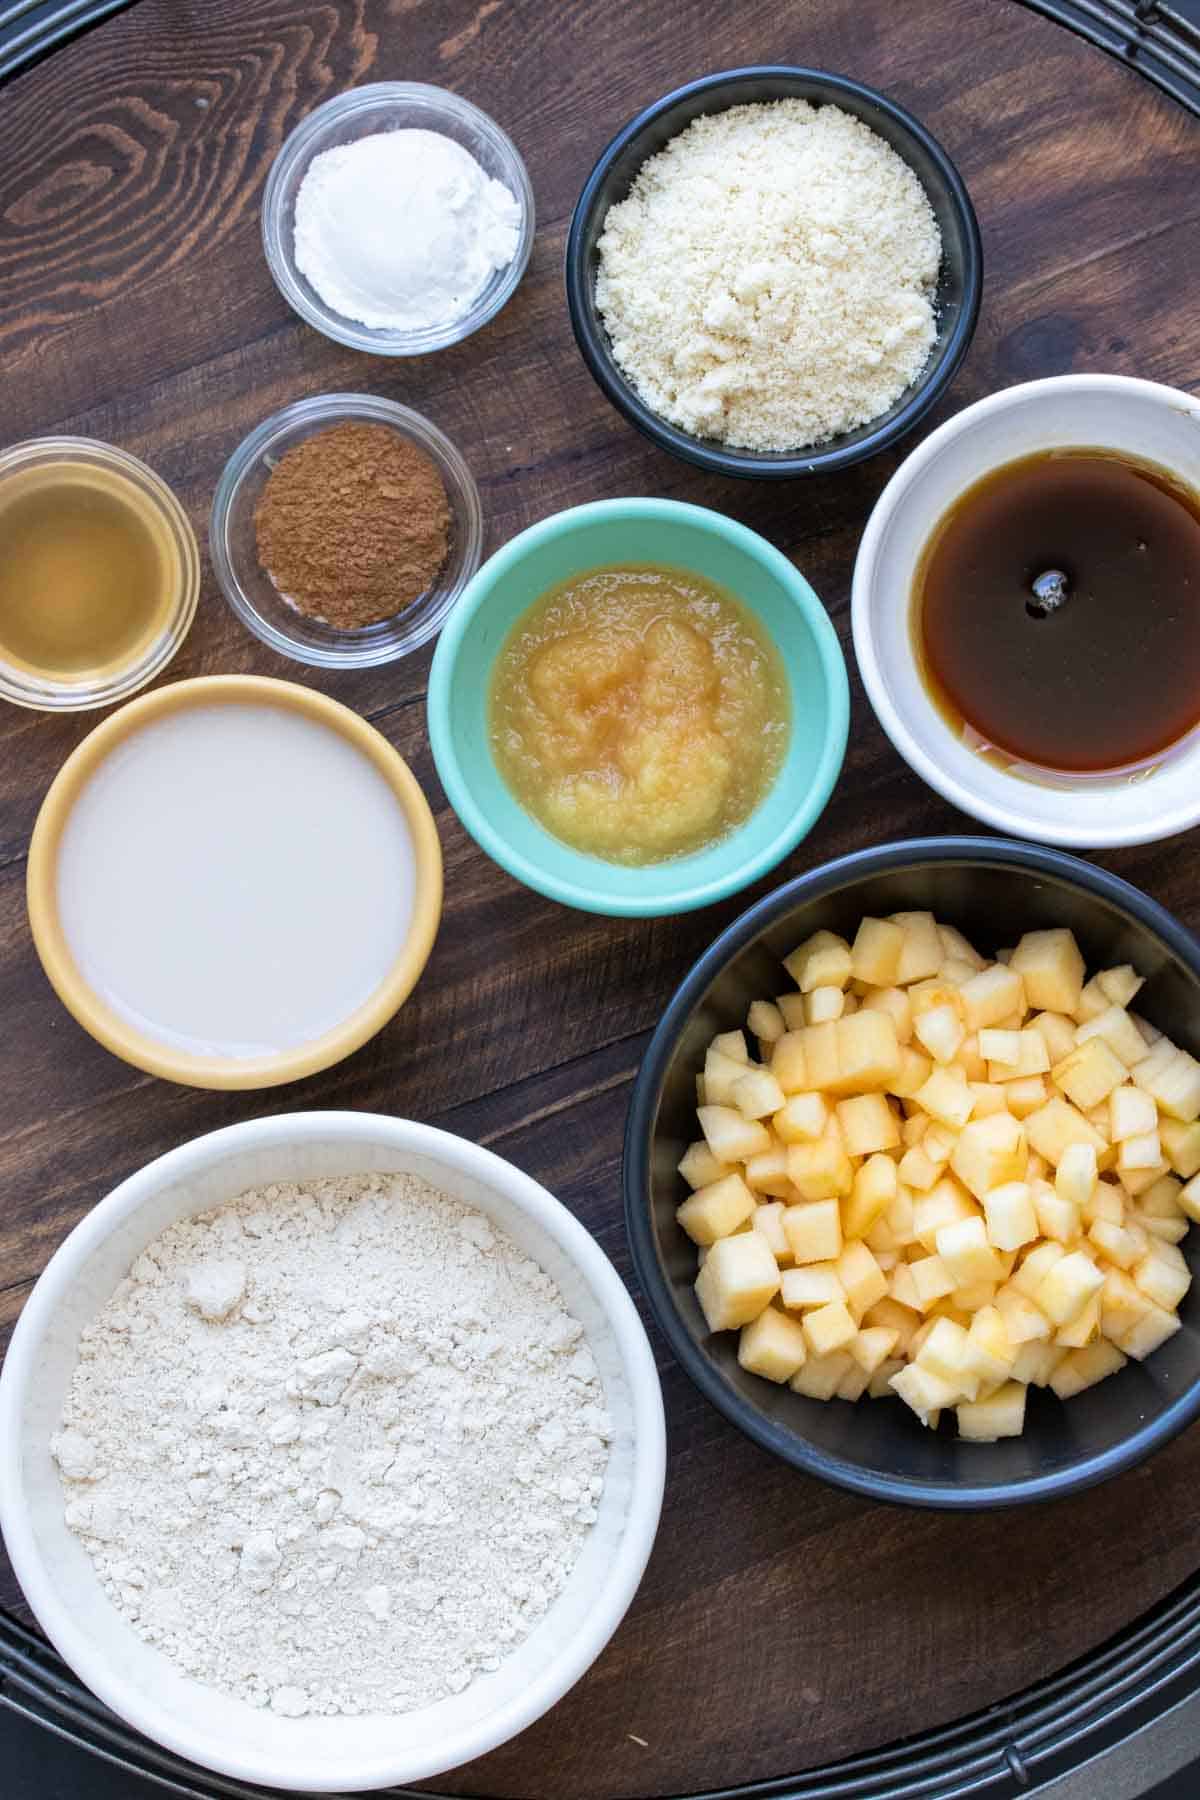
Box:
[54,1172,610,1718]
[595,99,942,451]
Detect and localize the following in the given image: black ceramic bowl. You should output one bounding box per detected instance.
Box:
[624,838,1200,1508]
[565,67,983,480]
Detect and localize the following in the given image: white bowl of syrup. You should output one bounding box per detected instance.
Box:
[852,373,1200,848]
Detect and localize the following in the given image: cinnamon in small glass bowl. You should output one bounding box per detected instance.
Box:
[209,394,483,670]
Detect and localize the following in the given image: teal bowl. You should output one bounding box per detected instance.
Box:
[427,499,849,916]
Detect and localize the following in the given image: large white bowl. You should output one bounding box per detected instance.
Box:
[852,373,1200,848]
[0,1114,665,1792]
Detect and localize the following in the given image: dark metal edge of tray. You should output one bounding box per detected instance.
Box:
[2,0,1200,1795]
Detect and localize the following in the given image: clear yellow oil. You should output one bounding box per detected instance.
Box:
[0,465,176,680]
[489,564,791,865]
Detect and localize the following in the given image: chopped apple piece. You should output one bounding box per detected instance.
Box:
[1117,1129,1163,1175]
[915,1316,979,1398]
[1075,1004,1150,1068]
[1098,965,1145,1008]
[752,1201,792,1264]
[1134,1039,1200,1122]
[1035,1249,1105,1327]
[923,1123,959,1167]
[1010,1240,1067,1299]
[1024,1097,1106,1168]
[1115,1303,1182,1360]
[1074,976,1112,1024]
[909,1253,956,1311]
[979,1028,1021,1068]
[892,1045,934,1098]
[1161,1118,1200,1179]
[913,1003,965,1066]
[697,1104,772,1165]
[841,1154,899,1240]
[995,1285,1051,1344]
[782,1198,843,1264]
[1110,1084,1158,1142]
[913,1066,974,1130]
[712,1029,750,1064]
[676,1172,757,1245]
[951,1111,1028,1199]
[1010,928,1085,1014]
[1132,1241,1192,1312]
[1033,1011,1080,1064]
[957,1380,1027,1441]
[964,1303,1017,1382]
[790,1349,854,1400]
[1050,1340,1126,1399]
[936,1217,1003,1286]
[861,985,913,1045]
[803,1299,858,1357]
[1034,1185,1081,1245]
[743,1148,793,1198]
[769,1030,809,1095]
[1005,1075,1049,1120]
[1010,1341,1066,1385]
[888,910,943,983]
[777,993,807,1031]
[982,1181,1039,1251]
[837,1240,888,1314]
[913,1177,977,1252]
[780,1263,845,1309]
[731,1067,787,1121]
[849,917,904,987]
[748,998,785,1045]
[772,1091,827,1145]
[836,1092,901,1156]
[899,1145,940,1193]
[1055,1289,1101,1348]
[807,985,846,1025]
[1099,1267,1151,1340]
[959,964,1027,1031]
[969,1081,1009,1118]
[1052,1037,1127,1112]
[847,1325,900,1376]
[702,1047,751,1106]
[1139,1173,1185,1218]
[890,1362,958,1427]
[738,1306,808,1381]
[694,1232,781,1331]
[784,930,852,993]
[678,1141,729,1191]
[786,1141,853,1203]
[828,1010,901,1095]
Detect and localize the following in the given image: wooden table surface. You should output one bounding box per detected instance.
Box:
[3,2,1200,1796]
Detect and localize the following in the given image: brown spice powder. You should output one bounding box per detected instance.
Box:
[254,422,451,631]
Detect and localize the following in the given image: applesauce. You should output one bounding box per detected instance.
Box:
[488,564,790,864]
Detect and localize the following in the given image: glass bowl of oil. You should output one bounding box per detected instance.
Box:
[0,438,200,713]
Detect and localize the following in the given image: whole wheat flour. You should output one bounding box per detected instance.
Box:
[595,99,942,451]
[54,1172,611,1718]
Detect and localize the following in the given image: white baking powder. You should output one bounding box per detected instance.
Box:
[293,128,521,332]
[55,1173,610,1718]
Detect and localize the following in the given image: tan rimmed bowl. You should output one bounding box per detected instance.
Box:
[27,675,442,1089]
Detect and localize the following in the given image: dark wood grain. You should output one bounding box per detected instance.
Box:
[2,2,1200,1795]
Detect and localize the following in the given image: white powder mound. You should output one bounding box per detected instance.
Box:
[54,1173,610,1718]
[595,100,943,452]
[294,128,521,332]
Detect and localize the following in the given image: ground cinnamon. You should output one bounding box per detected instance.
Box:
[254,421,451,630]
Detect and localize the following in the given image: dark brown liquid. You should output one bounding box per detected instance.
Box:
[913,450,1200,772]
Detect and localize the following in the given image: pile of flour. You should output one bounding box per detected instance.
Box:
[54,1173,610,1718]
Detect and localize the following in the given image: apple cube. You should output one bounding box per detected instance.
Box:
[748,999,785,1045]
[913,1177,978,1252]
[1025,1097,1106,1168]
[916,1316,979,1398]
[786,1142,853,1203]
[676,1172,757,1245]
[694,1232,781,1332]
[890,1362,959,1427]
[753,1201,792,1264]
[780,1263,845,1309]
[965,1303,1018,1382]
[836,1092,901,1157]
[957,1381,1027,1441]
[924,1123,959,1167]
[829,1010,901,1095]
[1098,965,1145,1008]
[1116,1303,1182,1360]
[1035,1249,1105,1327]
[1135,1039,1200,1122]
[899,1146,940,1192]
[776,993,807,1031]
[1005,1076,1049,1120]
[936,1217,1004,1286]
[1055,1141,1097,1210]
[1137,1212,1189,1245]
[969,1082,1009,1118]
[1052,1037,1127,1112]
[1034,1184,1082,1245]
[1033,1011,1080,1064]
[1138,1173,1185,1219]
[703,1047,751,1106]
[769,1031,810,1095]
[1055,1290,1101,1348]
[782,1198,843,1264]
[696,1105,773,1165]
[1049,1340,1126,1399]
[849,1325,900,1376]
[889,1045,933,1100]
[1120,1161,1171,1197]
[1075,976,1112,1024]
[951,1111,1028,1199]
[837,1240,889,1314]
[773,1092,828,1145]
[994,1285,1052,1345]
[784,930,852,993]
[834,1363,871,1401]
[807,985,846,1025]
[711,1029,750,1063]
[738,1306,808,1382]
[803,1299,858,1357]
[842,1154,899,1240]
[861,1296,921,1357]
[914,1067,975,1130]
[848,916,904,987]
[1159,1118,1200,1179]
[1117,1130,1163,1175]
[1100,1267,1152,1340]
[1010,928,1085,1014]
[957,964,1026,1032]
[731,1067,787,1121]
[913,1003,966,1066]
[888,910,944,983]
[678,1140,730,1191]
[982,1181,1039,1251]
[909,1254,956,1311]
[743,1149,794,1199]
[979,1028,1022,1069]
[861,985,913,1045]
[1133,1241,1192,1312]
[1075,1004,1151,1068]
[790,1350,854,1401]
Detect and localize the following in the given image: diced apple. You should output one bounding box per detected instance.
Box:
[837,1240,889,1314]
[780,1263,845,1309]
[913,1177,977,1252]
[786,1141,853,1204]
[909,1254,956,1311]
[1033,1011,1080,1065]
[892,1045,934,1098]
[776,993,807,1031]
[913,1066,974,1130]
[1137,1211,1189,1245]
[849,917,904,988]
[1160,1118,1200,1179]
[703,1047,750,1106]
[1116,1303,1182,1360]
[1055,1290,1101,1348]
[1010,1240,1067,1299]
[771,1092,826,1146]
[1075,1004,1151,1068]
[752,1201,793,1265]
[914,1003,966,1066]
[743,1149,793,1199]
[769,1030,810,1095]
[1035,1184,1081,1245]
[1075,976,1112,1024]
[836,1092,900,1156]
[959,964,1027,1032]
[951,1111,1028,1199]
[1133,1241,1192,1312]
[982,1181,1039,1251]
[803,1299,858,1357]
[1117,1130,1163,1177]
[1050,1339,1126,1399]
[841,1154,898,1241]
[936,1216,1004,1286]
[1052,1037,1127,1112]
[890,911,944,984]
[1109,1084,1158,1143]
[1010,928,1085,1014]
[1100,1267,1152,1340]
[748,999,785,1046]
[782,1198,843,1264]
[995,1285,1052,1344]
[1035,1249,1105,1327]
[915,1316,979,1399]
[969,1082,1009,1118]
[676,1172,757,1245]
[731,1067,787,1121]
[923,1123,959,1167]
[678,1141,729,1191]
[694,1232,781,1331]
[848,1325,901,1377]
[1120,1160,1170,1197]
[1098,965,1145,1008]
[697,1105,773,1165]
[938,923,987,971]
[860,1297,921,1357]
[1134,1039,1200,1122]
[979,1028,1021,1069]
[890,1362,958,1427]
[738,1306,808,1381]
[898,1145,940,1192]
[790,1349,854,1400]
[834,1363,871,1401]
[964,1304,1018,1382]
[784,930,853,994]
[1138,1173,1185,1219]
[1025,1097,1106,1168]
[957,1380,1027,1441]
[829,1010,901,1095]
[1005,1075,1049,1120]
[861,985,913,1046]
[807,985,846,1025]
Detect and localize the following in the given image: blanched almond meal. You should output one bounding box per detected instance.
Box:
[677,915,1200,1440]
[596,100,942,451]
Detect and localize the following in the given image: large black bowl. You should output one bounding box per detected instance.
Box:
[565,66,983,480]
[624,838,1200,1508]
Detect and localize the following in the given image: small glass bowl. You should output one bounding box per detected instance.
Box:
[209,394,483,669]
[261,82,535,355]
[0,438,199,713]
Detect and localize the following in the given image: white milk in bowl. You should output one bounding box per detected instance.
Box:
[55,702,416,1058]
